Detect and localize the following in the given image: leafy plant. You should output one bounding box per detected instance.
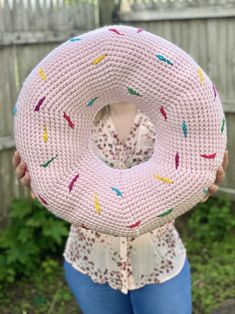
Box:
[180,193,235,313]
[0,198,70,293]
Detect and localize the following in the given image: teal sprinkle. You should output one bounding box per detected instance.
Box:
[221,118,225,134]
[87,97,99,107]
[156,54,173,66]
[111,187,123,197]
[203,188,209,195]
[157,208,174,217]
[70,37,81,42]
[182,120,188,138]
[12,104,17,116]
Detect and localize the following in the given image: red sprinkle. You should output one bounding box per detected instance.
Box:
[108,28,124,35]
[200,153,217,159]
[160,106,167,121]
[38,194,48,205]
[68,174,79,192]
[212,84,217,100]
[34,96,46,112]
[63,112,75,128]
[137,28,144,33]
[175,152,179,169]
[128,220,141,228]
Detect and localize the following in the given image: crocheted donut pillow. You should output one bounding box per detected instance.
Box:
[14,25,227,237]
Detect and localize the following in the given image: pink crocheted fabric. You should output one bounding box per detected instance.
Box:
[13,25,227,237]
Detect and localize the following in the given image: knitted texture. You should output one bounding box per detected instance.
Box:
[13,25,227,237]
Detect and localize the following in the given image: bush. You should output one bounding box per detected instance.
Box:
[181,193,235,314]
[0,198,70,294]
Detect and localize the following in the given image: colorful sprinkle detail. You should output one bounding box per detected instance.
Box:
[87,96,99,107]
[157,208,174,217]
[43,126,48,143]
[92,54,107,65]
[154,175,174,184]
[128,220,141,228]
[34,96,46,112]
[63,112,74,128]
[68,174,79,192]
[200,153,217,159]
[40,155,58,168]
[175,152,179,170]
[212,84,217,100]
[221,118,225,134]
[94,193,102,214]
[38,68,46,81]
[111,187,123,197]
[160,106,167,121]
[127,87,142,97]
[108,28,124,35]
[137,28,144,33]
[12,104,17,115]
[156,54,173,66]
[198,67,204,85]
[70,37,81,42]
[38,194,48,205]
[182,120,188,138]
[203,187,209,195]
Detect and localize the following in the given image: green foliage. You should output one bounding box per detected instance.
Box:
[181,194,235,314]
[0,198,70,293]
[187,194,235,243]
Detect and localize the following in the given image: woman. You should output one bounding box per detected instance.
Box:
[12,101,228,314]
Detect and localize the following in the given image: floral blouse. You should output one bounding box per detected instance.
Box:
[63,108,187,294]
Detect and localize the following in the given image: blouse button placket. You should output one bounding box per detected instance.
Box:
[120,237,128,292]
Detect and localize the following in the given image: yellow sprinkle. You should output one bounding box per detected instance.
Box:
[94,193,102,214]
[92,54,107,65]
[154,174,174,184]
[42,126,48,143]
[197,67,204,85]
[38,68,46,81]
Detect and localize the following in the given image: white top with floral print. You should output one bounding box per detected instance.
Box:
[63,109,187,294]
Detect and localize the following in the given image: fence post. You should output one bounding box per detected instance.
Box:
[98,0,116,26]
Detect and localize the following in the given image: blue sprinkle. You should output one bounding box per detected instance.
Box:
[182,120,188,138]
[111,187,123,197]
[156,54,173,66]
[70,37,81,42]
[12,104,17,116]
[203,188,209,195]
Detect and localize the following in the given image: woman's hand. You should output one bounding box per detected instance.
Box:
[200,149,229,203]
[12,150,36,199]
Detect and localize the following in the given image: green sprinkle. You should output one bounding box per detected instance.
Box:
[157,208,174,217]
[40,155,58,168]
[221,118,225,134]
[127,87,142,97]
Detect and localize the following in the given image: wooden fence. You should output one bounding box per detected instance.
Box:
[0,0,99,223]
[0,0,235,224]
[117,0,235,201]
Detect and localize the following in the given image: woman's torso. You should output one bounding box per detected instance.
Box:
[63,108,187,294]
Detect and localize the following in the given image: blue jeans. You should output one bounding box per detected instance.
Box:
[63,256,192,314]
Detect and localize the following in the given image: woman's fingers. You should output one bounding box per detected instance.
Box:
[12,150,21,168]
[208,183,219,194]
[214,166,225,186]
[19,171,31,188]
[15,161,27,180]
[31,191,36,199]
[222,149,229,172]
